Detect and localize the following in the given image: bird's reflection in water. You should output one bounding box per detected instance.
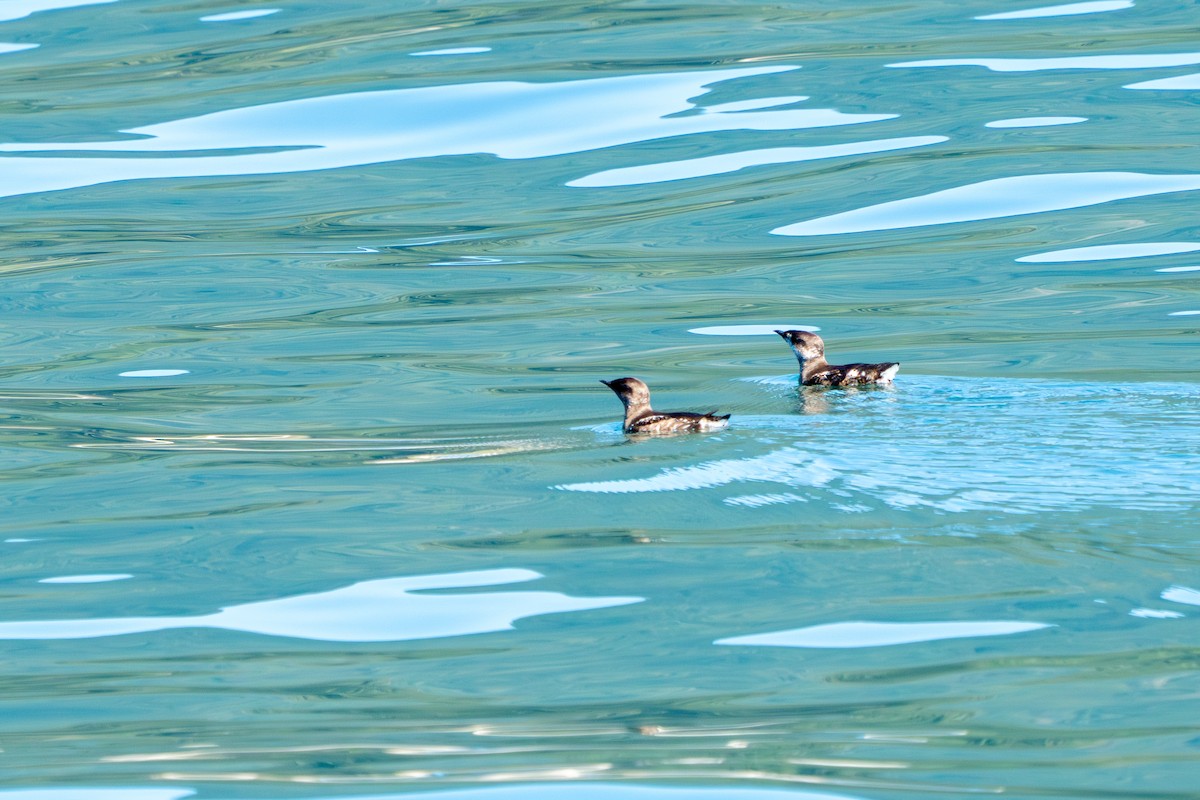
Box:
[791,383,898,415]
[796,386,832,415]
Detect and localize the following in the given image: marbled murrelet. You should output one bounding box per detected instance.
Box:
[601,377,730,434]
[776,330,899,387]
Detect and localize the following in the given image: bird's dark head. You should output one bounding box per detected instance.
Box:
[601,377,651,408]
[775,330,825,360]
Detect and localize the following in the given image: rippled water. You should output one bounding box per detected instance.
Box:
[2,1,1198,799]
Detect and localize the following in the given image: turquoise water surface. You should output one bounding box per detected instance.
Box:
[1,1,1198,799]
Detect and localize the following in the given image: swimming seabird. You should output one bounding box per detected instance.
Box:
[601,377,730,434]
[775,330,899,386]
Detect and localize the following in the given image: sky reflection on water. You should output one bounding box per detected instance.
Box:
[716,621,1052,648]
[0,569,642,642]
[1016,242,1200,262]
[772,173,1200,236]
[0,0,116,23]
[558,376,1200,514]
[889,52,1200,71]
[974,1,1134,20]
[0,65,904,200]
[2,0,1199,797]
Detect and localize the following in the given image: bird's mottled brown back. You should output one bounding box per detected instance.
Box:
[627,410,730,435]
[805,362,900,387]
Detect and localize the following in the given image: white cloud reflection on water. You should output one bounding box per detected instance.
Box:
[118,368,190,377]
[889,53,1200,71]
[0,791,192,800]
[772,172,1200,236]
[39,574,132,584]
[60,786,862,800]
[716,621,1051,648]
[1162,585,1200,605]
[974,1,1133,20]
[688,324,819,336]
[410,47,492,56]
[1126,72,1200,90]
[0,569,642,642]
[0,0,116,23]
[199,9,280,22]
[1129,609,1184,619]
[568,136,943,187]
[1016,242,1200,262]
[0,65,900,200]
[984,117,1087,128]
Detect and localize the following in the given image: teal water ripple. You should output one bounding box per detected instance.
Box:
[2,0,1199,797]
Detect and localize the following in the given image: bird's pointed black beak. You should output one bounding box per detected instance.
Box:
[774,330,788,339]
[600,379,613,387]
